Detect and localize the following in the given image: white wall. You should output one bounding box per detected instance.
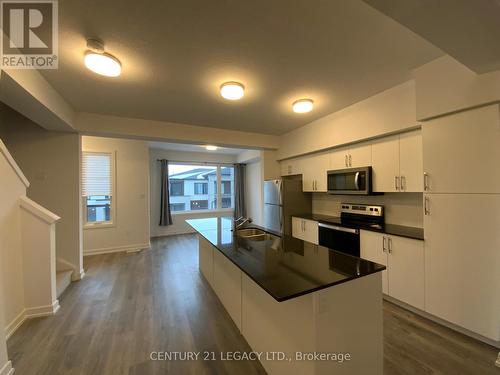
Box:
[415,55,500,121]
[76,112,280,150]
[0,140,26,339]
[150,148,237,237]
[278,80,417,160]
[82,136,150,255]
[0,103,83,277]
[245,160,264,226]
[312,193,423,228]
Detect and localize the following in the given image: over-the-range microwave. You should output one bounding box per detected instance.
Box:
[327,166,373,195]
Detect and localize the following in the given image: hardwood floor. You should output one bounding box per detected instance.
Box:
[7,234,500,375]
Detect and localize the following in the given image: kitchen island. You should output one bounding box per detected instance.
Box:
[186,217,386,375]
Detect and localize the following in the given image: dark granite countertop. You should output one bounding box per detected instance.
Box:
[186,217,385,302]
[295,213,424,241]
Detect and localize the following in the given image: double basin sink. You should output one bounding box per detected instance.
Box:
[236,228,278,242]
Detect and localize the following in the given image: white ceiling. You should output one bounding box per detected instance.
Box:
[362,0,500,74]
[40,0,443,135]
[148,141,245,155]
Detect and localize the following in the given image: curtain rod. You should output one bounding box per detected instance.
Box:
[156,159,239,166]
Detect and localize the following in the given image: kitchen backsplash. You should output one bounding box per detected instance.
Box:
[312,192,424,228]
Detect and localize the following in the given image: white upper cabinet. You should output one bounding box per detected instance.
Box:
[300,151,330,192]
[349,143,372,168]
[280,157,303,177]
[372,135,400,192]
[330,143,372,170]
[422,105,500,194]
[372,131,423,193]
[399,130,423,192]
[281,129,424,194]
[330,146,350,170]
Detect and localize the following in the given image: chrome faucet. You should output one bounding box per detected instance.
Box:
[234,217,252,229]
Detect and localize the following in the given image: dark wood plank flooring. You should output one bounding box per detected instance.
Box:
[7,234,500,374]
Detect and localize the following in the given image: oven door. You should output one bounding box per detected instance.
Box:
[327,167,371,195]
[318,223,360,257]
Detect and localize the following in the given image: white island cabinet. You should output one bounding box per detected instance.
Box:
[190,217,385,375]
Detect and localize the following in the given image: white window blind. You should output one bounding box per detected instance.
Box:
[82,152,112,197]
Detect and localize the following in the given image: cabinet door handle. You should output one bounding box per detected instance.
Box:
[423,172,429,191]
[388,238,393,254]
[382,236,387,252]
[401,175,406,191]
[424,196,430,215]
[395,176,400,191]
[349,154,352,167]
[314,180,317,190]
[345,155,348,167]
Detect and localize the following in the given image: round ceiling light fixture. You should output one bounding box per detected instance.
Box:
[292,98,314,113]
[84,39,122,77]
[205,145,218,151]
[220,82,245,100]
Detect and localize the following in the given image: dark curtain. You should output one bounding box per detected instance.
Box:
[234,163,246,219]
[159,159,173,226]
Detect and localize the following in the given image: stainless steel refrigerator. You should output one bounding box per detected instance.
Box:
[263,175,312,235]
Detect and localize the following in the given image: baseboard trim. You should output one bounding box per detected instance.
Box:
[0,360,14,375]
[83,242,151,256]
[5,310,25,340]
[151,230,195,238]
[25,300,60,318]
[56,257,76,273]
[5,300,60,339]
[384,295,500,349]
[72,268,85,281]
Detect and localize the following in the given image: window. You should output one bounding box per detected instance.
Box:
[170,181,184,196]
[220,167,234,209]
[167,163,234,213]
[190,200,209,210]
[194,182,208,195]
[82,152,115,226]
[170,203,186,212]
[222,181,231,194]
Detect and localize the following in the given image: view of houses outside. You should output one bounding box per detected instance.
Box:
[168,164,234,212]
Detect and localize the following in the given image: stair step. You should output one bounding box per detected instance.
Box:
[56,270,73,298]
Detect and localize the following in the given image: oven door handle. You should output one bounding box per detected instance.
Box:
[318,223,359,234]
[354,172,360,190]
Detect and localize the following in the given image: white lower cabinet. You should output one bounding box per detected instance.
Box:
[291,217,319,245]
[360,230,424,310]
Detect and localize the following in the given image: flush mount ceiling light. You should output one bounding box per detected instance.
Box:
[84,39,122,77]
[206,145,218,151]
[220,82,245,100]
[292,98,314,113]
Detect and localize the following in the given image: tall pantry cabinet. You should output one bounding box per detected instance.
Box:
[422,104,500,341]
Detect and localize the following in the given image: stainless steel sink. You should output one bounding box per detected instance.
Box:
[236,228,277,241]
[237,228,267,237]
